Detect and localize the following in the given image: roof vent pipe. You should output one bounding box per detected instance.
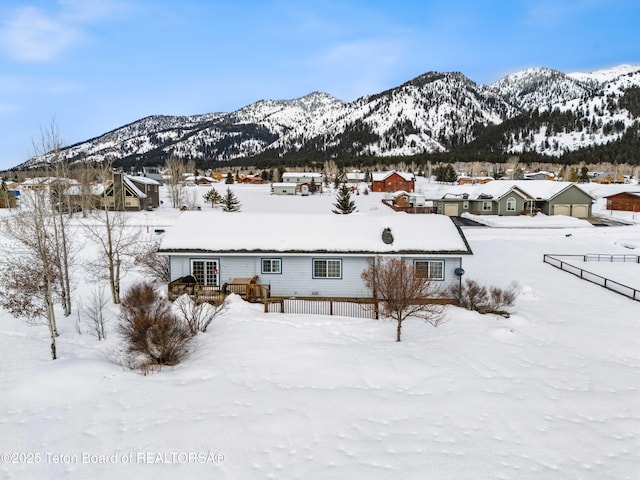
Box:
[382,227,394,245]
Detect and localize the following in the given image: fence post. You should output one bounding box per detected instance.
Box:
[329,300,333,316]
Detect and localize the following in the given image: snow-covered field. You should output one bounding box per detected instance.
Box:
[1,180,640,480]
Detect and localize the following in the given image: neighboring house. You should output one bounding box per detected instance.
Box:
[65,173,159,212]
[457,176,494,185]
[271,182,298,195]
[281,172,323,193]
[102,173,151,211]
[392,191,426,208]
[524,171,555,181]
[337,170,367,184]
[142,167,164,186]
[592,172,626,184]
[158,212,472,300]
[385,191,434,214]
[430,181,594,218]
[523,181,594,217]
[128,175,161,209]
[432,182,534,217]
[371,171,415,193]
[604,191,640,212]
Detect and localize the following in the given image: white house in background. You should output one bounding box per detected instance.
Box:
[270,182,298,195]
[158,212,472,299]
[282,172,323,184]
[280,172,324,194]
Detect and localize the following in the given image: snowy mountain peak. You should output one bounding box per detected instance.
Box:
[17,63,640,170]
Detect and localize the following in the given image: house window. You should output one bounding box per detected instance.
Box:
[482,201,492,211]
[313,259,342,279]
[191,259,219,286]
[261,258,282,274]
[506,197,516,212]
[414,260,445,280]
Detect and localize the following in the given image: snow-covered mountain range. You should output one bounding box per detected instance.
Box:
[20,64,640,169]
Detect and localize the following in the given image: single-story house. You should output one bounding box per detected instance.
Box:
[158,212,472,300]
[430,181,594,218]
[524,171,555,181]
[592,172,626,184]
[457,176,494,185]
[432,182,534,217]
[604,191,640,212]
[337,170,367,184]
[371,171,416,193]
[392,191,426,208]
[271,182,298,195]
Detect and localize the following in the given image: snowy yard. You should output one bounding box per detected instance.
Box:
[1,181,639,480]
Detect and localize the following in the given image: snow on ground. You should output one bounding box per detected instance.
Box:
[1,181,640,480]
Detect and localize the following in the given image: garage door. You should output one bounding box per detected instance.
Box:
[444,203,459,216]
[553,204,570,216]
[571,204,589,218]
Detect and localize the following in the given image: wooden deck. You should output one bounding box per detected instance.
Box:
[168,278,270,304]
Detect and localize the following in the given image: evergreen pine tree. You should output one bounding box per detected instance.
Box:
[332,183,356,214]
[225,172,234,184]
[222,187,241,212]
[203,187,221,208]
[578,166,590,183]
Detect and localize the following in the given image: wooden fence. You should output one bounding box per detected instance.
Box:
[543,254,640,302]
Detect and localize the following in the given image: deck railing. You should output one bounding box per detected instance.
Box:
[265,297,379,319]
[168,281,270,303]
[543,254,640,302]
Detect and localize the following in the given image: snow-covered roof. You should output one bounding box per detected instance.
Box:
[437,182,531,201]
[282,172,323,179]
[433,181,593,201]
[159,212,471,255]
[127,175,160,186]
[122,176,147,198]
[371,170,415,182]
[604,191,640,198]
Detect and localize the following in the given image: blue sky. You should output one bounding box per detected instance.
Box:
[0,0,638,170]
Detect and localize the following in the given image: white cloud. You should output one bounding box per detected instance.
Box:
[0,6,80,62]
[0,0,125,62]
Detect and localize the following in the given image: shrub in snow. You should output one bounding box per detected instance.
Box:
[173,293,228,334]
[118,281,193,368]
[450,278,519,318]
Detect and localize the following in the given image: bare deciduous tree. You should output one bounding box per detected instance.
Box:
[164,156,195,208]
[83,160,140,304]
[133,241,170,283]
[79,285,110,340]
[0,198,60,359]
[361,256,445,342]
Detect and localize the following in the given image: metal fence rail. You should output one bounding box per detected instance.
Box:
[266,297,378,319]
[543,254,640,302]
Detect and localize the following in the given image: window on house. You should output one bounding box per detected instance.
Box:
[191,259,219,286]
[414,260,445,280]
[313,259,342,278]
[482,201,492,211]
[506,197,516,212]
[261,258,282,274]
